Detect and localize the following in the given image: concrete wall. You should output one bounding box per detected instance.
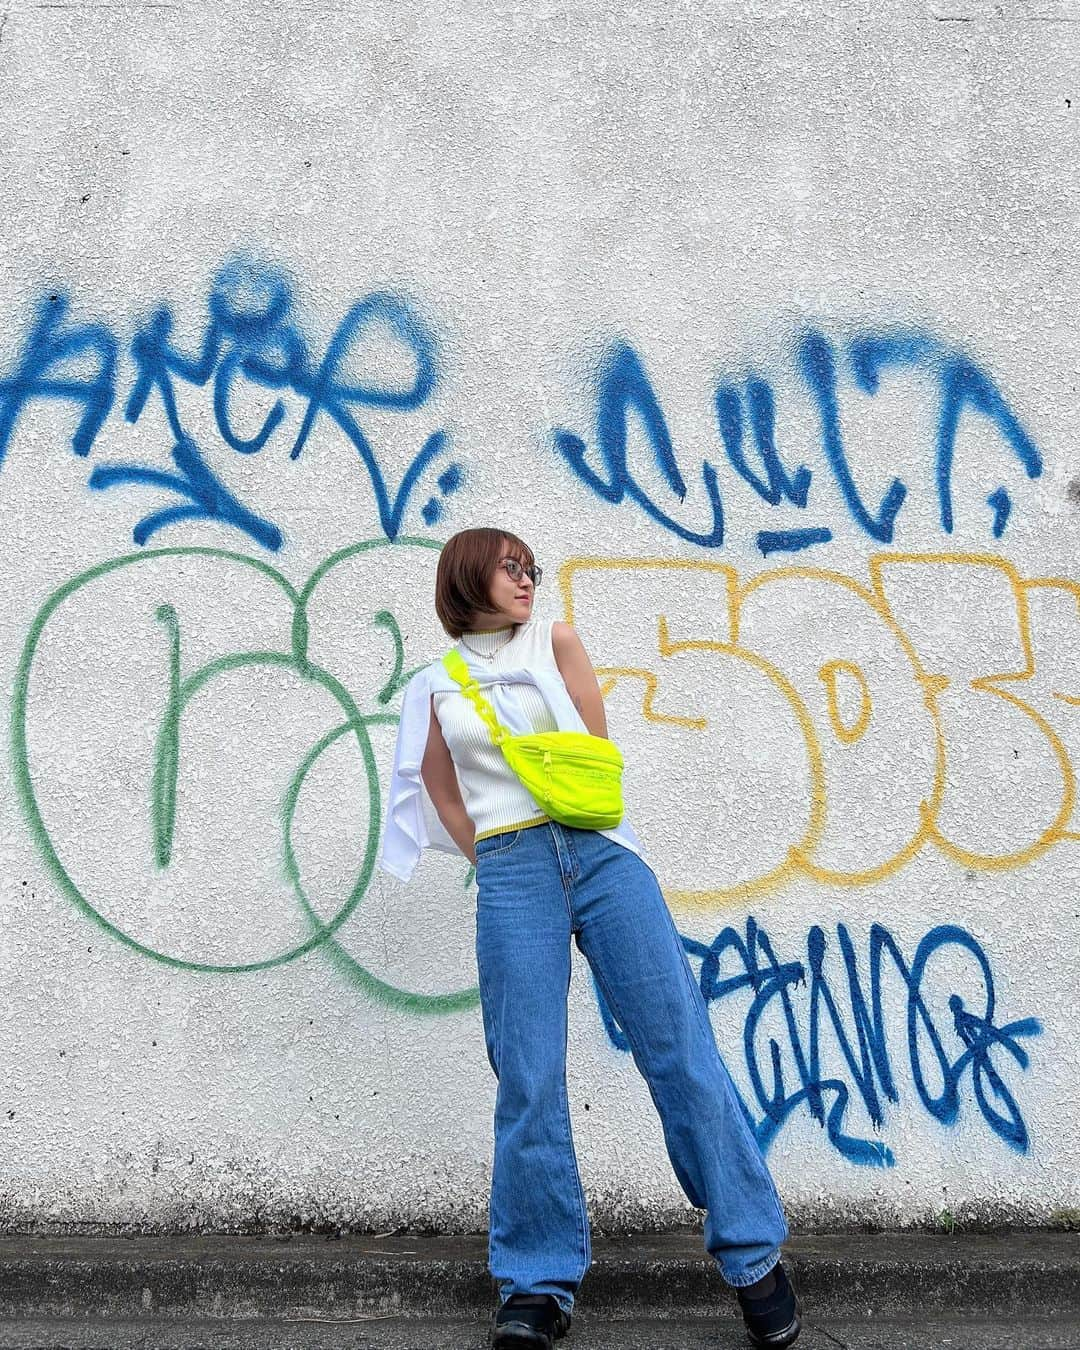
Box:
[1,0,1077,1233]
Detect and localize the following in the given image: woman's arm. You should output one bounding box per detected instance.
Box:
[420,695,477,865]
[551,621,609,739]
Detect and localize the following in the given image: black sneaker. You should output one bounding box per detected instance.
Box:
[492,1293,571,1348]
[736,1261,801,1348]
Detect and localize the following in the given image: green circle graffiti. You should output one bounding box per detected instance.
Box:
[282,713,479,1015]
[10,539,479,1015]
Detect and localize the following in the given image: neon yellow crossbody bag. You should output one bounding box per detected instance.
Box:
[441,648,625,830]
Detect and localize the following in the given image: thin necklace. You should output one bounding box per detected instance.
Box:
[459,627,515,658]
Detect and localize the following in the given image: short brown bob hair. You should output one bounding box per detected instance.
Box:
[435,527,537,638]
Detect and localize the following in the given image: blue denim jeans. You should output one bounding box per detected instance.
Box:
[474,821,788,1315]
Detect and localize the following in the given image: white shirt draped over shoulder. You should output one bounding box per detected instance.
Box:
[376,655,646,883]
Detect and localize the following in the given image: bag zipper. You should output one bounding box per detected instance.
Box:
[527,745,621,765]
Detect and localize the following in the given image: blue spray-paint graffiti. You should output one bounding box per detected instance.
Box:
[555,329,1043,556]
[0,259,465,550]
[88,433,285,550]
[0,294,118,467]
[845,330,1042,537]
[552,343,726,547]
[593,918,1041,1166]
[0,262,1044,556]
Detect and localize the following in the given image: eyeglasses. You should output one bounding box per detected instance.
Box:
[500,557,543,587]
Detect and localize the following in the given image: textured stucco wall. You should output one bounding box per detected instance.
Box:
[1,0,1078,1233]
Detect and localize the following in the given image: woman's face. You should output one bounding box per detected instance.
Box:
[482,543,536,627]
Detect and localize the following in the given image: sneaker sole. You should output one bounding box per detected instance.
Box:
[746,1306,802,1349]
[492,1326,554,1350]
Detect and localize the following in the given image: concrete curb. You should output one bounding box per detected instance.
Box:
[0,1233,1076,1322]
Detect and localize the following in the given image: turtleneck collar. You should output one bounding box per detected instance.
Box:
[459,623,517,655]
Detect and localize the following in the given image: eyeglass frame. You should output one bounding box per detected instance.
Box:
[498,557,543,587]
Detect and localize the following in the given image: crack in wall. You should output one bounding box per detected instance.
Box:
[932,10,1080,18]
[34,4,180,10]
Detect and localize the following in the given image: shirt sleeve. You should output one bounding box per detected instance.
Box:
[377,667,463,883]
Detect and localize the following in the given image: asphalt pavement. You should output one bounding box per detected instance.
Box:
[0,1231,1075,1348]
[0,1313,1076,1349]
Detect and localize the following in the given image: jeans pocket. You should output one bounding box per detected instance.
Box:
[475,829,522,859]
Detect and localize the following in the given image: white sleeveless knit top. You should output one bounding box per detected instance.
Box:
[433,618,562,841]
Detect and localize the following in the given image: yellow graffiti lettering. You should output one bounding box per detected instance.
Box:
[560,550,1080,911]
[560,557,823,909]
[818,660,872,745]
[736,567,941,889]
[872,554,1074,873]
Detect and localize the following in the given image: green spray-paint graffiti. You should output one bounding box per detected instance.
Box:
[11,538,479,1015]
[10,539,1048,1168]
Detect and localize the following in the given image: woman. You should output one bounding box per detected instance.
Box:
[378,527,800,1350]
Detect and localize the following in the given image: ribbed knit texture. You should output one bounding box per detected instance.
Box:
[434,618,559,840]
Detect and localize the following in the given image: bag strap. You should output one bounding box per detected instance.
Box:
[442,650,510,747]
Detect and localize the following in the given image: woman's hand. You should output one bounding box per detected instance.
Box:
[551,622,609,739]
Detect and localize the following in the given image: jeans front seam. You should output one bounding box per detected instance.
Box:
[667,893,788,1242]
[655,889,718,1047]
[549,824,589,1281]
[549,824,578,928]
[565,828,581,885]
[475,945,501,1273]
[557,1023,591,1284]
[664,890,787,1239]
[584,957,677,1159]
